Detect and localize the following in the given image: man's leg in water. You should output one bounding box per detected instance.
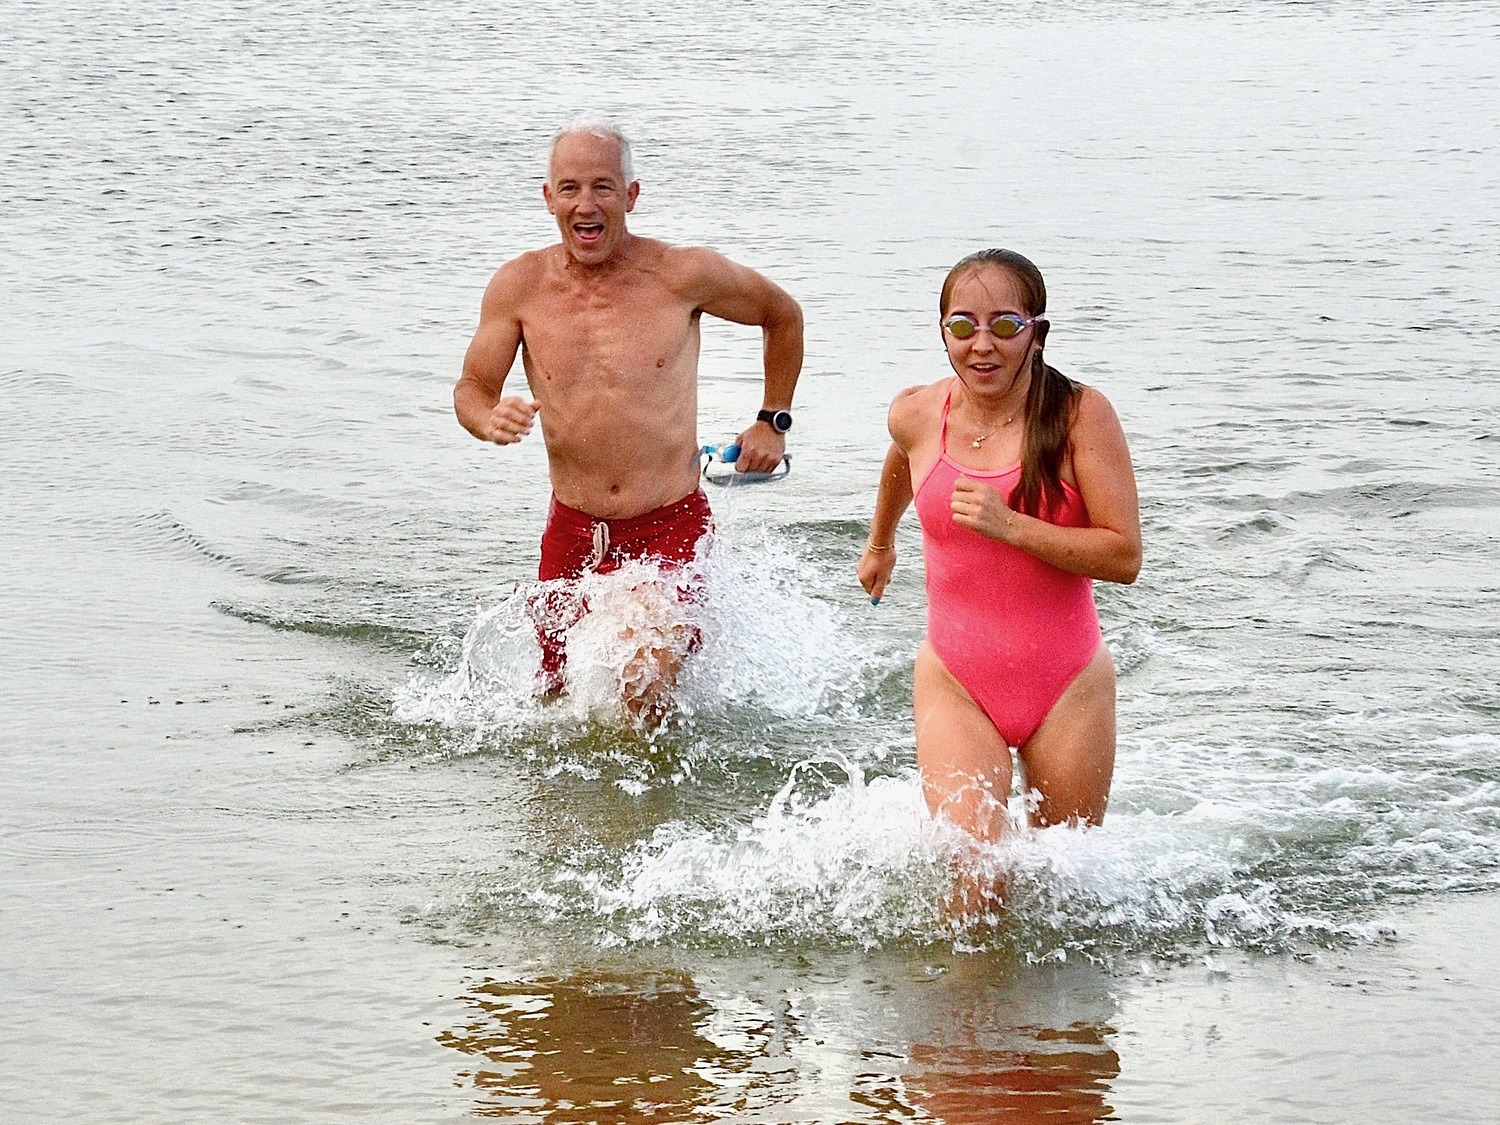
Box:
[533,492,712,720]
[532,498,596,699]
[610,493,712,724]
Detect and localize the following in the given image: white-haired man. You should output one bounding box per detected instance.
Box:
[454,121,804,721]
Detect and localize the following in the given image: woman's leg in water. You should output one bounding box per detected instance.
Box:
[913,641,1014,843]
[1017,645,1117,827]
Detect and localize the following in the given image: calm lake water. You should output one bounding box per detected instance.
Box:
[4,0,1500,1120]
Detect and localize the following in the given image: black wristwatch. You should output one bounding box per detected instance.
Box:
[757,409,793,434]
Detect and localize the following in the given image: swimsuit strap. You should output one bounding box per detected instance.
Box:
[915,380,960,503]
[937,378,956,460]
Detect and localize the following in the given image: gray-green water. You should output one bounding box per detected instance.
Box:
[5,0,1500,1119]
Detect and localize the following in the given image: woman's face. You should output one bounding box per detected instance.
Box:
[941,266,1041,397]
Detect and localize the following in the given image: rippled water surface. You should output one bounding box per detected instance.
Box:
[5,0,1500,1120]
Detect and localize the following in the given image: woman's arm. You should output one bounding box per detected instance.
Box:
[948,386,1142,584]
[858,387,933,601]
[858,441,915,601]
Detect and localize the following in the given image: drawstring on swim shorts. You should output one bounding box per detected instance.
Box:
[585,521,610,571]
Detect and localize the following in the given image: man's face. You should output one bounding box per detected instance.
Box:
[542,132,639,267]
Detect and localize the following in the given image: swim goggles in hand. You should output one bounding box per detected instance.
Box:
[942,313,1046,340]
[698,443,792,486]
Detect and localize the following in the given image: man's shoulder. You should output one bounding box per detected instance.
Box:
[633,240,763,309]
[629,238,723,276]
[482,247,557,309]
[493,246,555,285]
[620,236,735,272]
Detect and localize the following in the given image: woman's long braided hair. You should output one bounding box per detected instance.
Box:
[939,248,1079,518]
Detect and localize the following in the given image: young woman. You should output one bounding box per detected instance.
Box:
[859,249,1141,842]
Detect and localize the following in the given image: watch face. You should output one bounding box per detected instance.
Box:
[758,409,792,433]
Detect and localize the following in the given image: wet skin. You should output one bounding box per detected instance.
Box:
[858,264,1141,846]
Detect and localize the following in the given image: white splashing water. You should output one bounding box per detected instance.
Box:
[543,752,951,948]
[533,755,1411,958]
[393,521,877,735]
[393,519,1499,958]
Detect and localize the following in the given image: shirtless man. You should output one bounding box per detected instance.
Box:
[454,121,804,721]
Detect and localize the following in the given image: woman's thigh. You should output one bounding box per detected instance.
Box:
[1018,645,1117,827]
[913,642,1014,843]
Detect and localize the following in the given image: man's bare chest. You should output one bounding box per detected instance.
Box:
[521,288,699,387]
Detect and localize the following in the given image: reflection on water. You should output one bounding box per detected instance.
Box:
[441,970,733,1122]
[906,1027,1119,1123]
[440,956,1122,1123]
[898,956,1121,1124]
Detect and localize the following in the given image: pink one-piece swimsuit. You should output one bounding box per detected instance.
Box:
[913,383,1102,748]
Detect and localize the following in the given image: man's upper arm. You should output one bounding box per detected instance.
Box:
[682,247,801,329]
[460,263,527,396]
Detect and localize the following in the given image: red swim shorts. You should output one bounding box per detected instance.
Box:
[532,490,713,691]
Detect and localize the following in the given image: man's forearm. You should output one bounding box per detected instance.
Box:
[759,306,804,410]
[453,375,499,439]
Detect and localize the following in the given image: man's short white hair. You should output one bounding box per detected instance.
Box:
[548,119,636,184]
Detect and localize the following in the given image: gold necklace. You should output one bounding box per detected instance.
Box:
[971,415,1016,448]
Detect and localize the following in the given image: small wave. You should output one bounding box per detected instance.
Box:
[213,601,429,650]
[132,510,239,568]
[126,510,324,583]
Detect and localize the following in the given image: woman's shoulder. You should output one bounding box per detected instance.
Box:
[888,378,950,442]
[1065,381,1133,472]
[1069,382,1124,433]
[892,378,948,405]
